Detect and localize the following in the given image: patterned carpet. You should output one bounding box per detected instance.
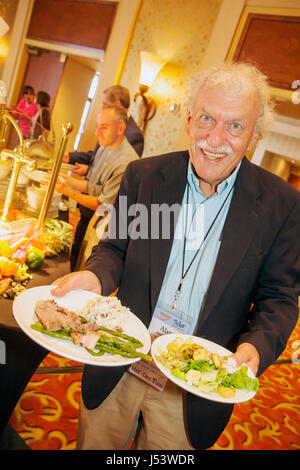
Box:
[8,317,300,451]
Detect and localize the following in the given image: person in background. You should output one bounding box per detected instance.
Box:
[62,85,144,268]
[31,90,51,140]
[63,84,144,177]
[55,104,139,270]
[52,62,300,450]
[13,85,38,138]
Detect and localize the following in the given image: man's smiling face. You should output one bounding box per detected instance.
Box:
[187,84,260,196]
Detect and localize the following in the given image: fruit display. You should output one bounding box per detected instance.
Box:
[36,232,64,257]
[31,218,73,257]
[0,217,74,298]
[26,246,45,269]
[1,264,32,299]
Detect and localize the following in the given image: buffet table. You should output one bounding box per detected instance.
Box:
[0,252,71,328]
[0,205,72,328]
[0,251,73,435]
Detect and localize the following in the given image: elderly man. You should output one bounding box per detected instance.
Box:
[56,104,139,270]
[52,62,300,450]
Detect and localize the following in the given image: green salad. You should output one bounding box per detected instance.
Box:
[155,336,259,399]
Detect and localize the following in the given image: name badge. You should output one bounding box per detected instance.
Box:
[129,306,190,391]
[149,305,191,336]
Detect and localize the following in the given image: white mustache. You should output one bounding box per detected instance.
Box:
[196,140,233,154]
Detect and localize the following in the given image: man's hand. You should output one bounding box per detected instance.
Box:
[51,271,102,297]
[71,163,88,176]
[63,152,70,163]
[231,342,260,376]
[55,175,68,194]
[55,180,65,194]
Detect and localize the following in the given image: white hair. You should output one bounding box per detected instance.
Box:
[187,62,276,138]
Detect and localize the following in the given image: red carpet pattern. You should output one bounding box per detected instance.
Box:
[9,319,300,450]
[9,353,82,450]
[212,320,300,451]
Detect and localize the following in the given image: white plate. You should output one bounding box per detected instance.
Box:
[13,286,151,367]
[24,169,50,183]
[151,333,258,404]
[60,163,74,172]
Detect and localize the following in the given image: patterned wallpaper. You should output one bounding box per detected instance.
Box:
[0,0,18,77]
[120,0,222,157]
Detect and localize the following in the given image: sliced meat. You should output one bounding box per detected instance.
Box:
[35,299,94,332]
[70,331,101,349]
[81,322,99,332]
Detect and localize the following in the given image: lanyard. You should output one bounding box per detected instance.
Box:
[171,183,234,309]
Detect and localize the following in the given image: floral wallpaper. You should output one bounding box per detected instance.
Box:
[0,0,18,77]
[120,0,222,157]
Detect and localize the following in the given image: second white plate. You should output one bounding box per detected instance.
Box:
[151,333,257,403]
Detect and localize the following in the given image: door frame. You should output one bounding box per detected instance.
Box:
[226,5,300,101]
[3,0,142,149]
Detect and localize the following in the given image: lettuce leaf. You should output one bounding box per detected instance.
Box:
[183,359,216,373]
[171,368,186,381]
[221,365,259,391]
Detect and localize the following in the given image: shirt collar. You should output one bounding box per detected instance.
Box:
[187,159,241,198]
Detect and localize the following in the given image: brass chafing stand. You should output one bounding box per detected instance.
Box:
[0,106,73,227]
[0,106,36,223]
[37,122,73,229]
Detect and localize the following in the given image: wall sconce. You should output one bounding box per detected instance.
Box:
[134,51,167,132]
[0,17,9,39]
[169,102,181,115]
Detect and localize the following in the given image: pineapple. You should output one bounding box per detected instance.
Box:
[40,232,64,257]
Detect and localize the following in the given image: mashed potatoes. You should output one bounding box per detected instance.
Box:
[78,295,130,331]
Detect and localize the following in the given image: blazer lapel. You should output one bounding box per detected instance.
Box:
[196,158,267,329]
[150,152,189,312]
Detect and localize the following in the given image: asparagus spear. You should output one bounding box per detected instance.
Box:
[79,316,143,348]
[96,334,140,350]
[31,322,72,341]
[31,322,151,361]
[95,324,143,348]
[94,342,152,361]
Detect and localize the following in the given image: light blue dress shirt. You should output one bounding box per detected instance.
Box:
[154,159,241,335]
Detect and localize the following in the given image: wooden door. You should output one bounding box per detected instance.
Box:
[19,49,66,112]
[7,49,66,148]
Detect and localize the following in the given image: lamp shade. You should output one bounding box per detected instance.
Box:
[139,51,167,89]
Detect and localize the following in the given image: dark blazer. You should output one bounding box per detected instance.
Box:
[83,151,300,449]
[69,116,144,165]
